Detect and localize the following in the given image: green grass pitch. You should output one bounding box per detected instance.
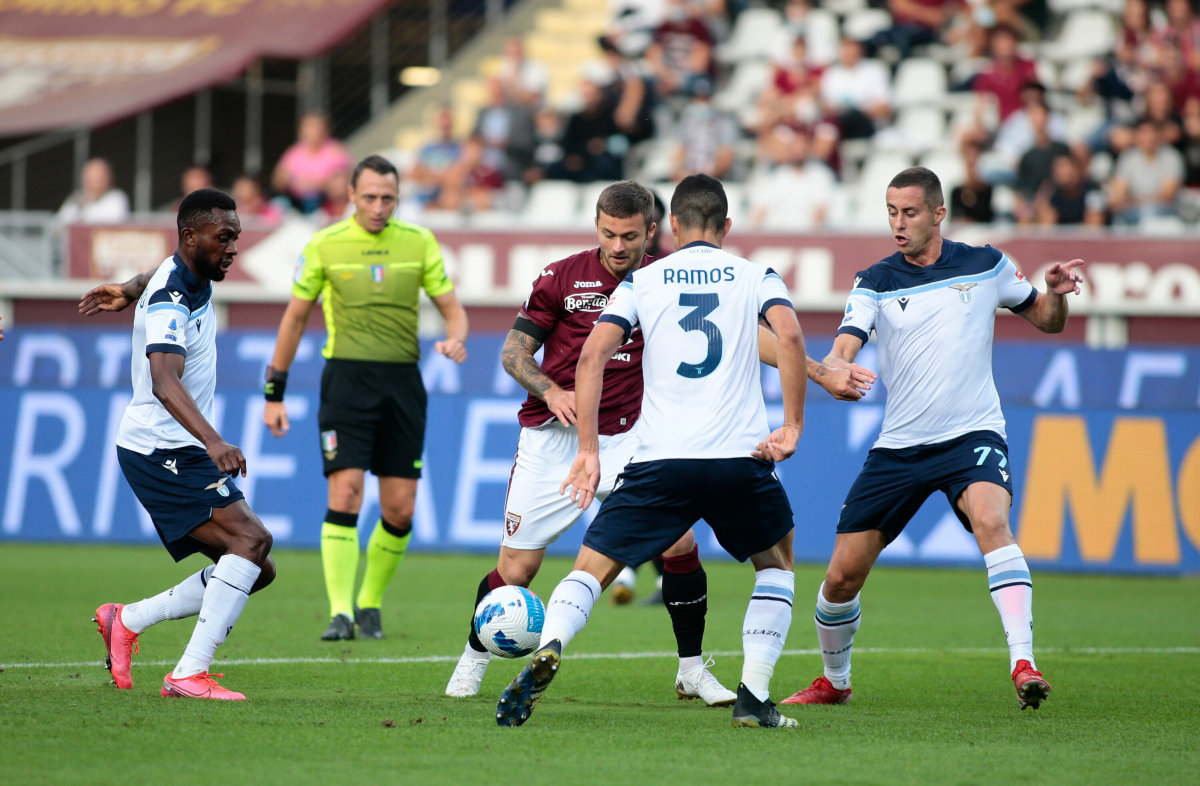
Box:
[1,544,1197,785]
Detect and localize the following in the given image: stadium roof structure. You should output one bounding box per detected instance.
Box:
[0,0,390,138]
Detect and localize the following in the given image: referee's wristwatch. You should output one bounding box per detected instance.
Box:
[264,367,288,402]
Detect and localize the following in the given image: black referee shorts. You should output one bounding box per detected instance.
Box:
[317,359,426,479]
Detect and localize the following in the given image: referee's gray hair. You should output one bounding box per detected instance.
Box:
[888,167,944,208]
[595,180,655,230]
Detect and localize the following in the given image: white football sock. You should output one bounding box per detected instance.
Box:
[173,555,260,679]
[539,570,601,651]
[678,655,703,673]
[984,544,1035,671]
[121,565,215,634]
[740,568,795,702]
[815,582,861,691]
[462,641,491,661]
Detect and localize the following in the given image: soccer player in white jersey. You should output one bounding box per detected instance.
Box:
[80,189,276,700]
[495,174,810,729]
[780,167,1084,710]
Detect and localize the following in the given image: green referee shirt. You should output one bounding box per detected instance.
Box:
[293,216,455,363]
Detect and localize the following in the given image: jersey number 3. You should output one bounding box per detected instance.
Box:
[676,293,722,379]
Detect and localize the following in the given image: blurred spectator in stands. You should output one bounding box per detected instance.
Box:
[746,123,835,230]
[869,0,966,63]
[471,76,537,186]
[410,104,465,209]
[319,170,353,224]
[545,71,625,183]
[1179,96,1200,188]
[1013,101,1071,223]
[599,35,658,147]
[232,175,284,227]
[526,106,566,185]
[271,112,353,214]
[949,136,994,223]
[986,81,1066,183]
[969,24,1037,123]
[57,158,130,225]
[1034,152,1106,226]
[645,0,716,100]
[1118,0,1157,84]
[606,0,667,57]
[180,165,213,199]
[1153,0,1200,74]
[1109,81,1186,158]
[955,0,1043,58]
[819,36,891,140]
[1108,118,1185,225]
[670,77,738,180]
[749,35,823,135]
[497,36,549,107]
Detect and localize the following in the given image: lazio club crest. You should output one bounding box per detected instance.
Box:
[949,282,978,304]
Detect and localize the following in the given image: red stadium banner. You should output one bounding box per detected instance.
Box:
[63,224,1200,317]
[0,0,389,137]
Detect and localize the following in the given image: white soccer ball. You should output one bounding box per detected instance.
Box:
[473,585,545,658]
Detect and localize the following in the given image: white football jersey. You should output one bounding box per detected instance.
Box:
[837,239,1037,449]
[600,241,794,462]
[116,255,218,454]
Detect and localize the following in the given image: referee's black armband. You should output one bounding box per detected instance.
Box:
[264,367,288,402]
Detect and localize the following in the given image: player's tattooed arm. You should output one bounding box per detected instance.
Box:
[502,328,577,426]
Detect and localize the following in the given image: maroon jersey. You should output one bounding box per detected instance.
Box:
[515,248,650,435]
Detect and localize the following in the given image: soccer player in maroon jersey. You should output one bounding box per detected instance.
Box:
[446,180,874,701]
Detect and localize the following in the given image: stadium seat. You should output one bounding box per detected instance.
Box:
[717,7,790,65]
[1087,151,1113,183]
[804,8,840,67]
[852,151,913,227]
[918,149,967,194]
[1042,9,1117,64]
[714,59,772,114]
[521,180,583,228]
[577,181,609,223]
[824,183,858,230]
[723,181,747,224]
[841,8,892,44]
[1065,102,1105,146]
[883,107,947,155]
[891,58,948,109]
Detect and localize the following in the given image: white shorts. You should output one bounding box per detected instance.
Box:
[501,421,639,550]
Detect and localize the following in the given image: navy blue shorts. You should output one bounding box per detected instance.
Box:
[837,430,1014,543]
[117,445,245,562]
[582,457,794,565]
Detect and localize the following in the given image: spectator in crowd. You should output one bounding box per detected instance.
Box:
[410,104,466,209]
[470,76,537,186]
[870,0,966,62]
[987,80,1067,183]
[1153,0,1200,73]
[1014,101,1071,223]
[497,36,549,107]
[1108,117,1186,224]
[57,158,130,225]
[526,106,566,185]
[318,170,352,224]
[970,24,1038,123]
[1179,96,1200,189]
[670,77,738,180]
[598,35,658,147]
[1035,152,1107,226]
[232,175,284,227]
[750,35,824,135]
[949,136,995,223]
[746,124,835,230]
[271,112,353,214]
[645,0,716,99]
[179,165,213,201]
[819,36,892,140]
[1117,0,1157,85]
[546,71,626,183]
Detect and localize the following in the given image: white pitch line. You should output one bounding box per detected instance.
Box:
[1,646,1196,671]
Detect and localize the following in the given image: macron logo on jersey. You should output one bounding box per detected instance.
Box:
[169,291,183,305]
